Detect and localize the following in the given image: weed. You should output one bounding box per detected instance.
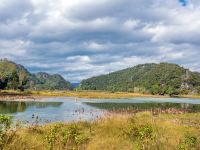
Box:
[45,124,60,150]
[179,135,198,150]
[124,124,157,150]
[0,115,13,149]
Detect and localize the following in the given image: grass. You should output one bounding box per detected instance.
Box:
[0,90,176,99]
[1,90,200,99]
[1,112,200,150]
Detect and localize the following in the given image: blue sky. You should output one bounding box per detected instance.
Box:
[179,0,187,6]
[0,0,200,82]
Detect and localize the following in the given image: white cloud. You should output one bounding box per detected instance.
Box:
[0,0,200,82]
[66,55,91,63]
[0,40,29,57]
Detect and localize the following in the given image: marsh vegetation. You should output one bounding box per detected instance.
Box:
[0,112,200,150]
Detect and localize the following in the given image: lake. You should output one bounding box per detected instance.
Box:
[1,97,200,124]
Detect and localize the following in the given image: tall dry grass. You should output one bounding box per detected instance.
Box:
[2,112,200,150]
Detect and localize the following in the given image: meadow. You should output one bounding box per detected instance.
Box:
[1,90,200,100]
[0,112,200,150]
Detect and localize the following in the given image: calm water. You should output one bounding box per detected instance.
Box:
[1,97,200,123]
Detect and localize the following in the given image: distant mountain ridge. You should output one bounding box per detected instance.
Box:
[80,63,200,95]
[0,59,72,90]
[29,72,72,90]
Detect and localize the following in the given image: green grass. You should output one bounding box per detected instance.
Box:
[1,112,200,150]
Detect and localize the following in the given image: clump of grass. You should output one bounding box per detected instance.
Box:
[179,134,199,150]
[0,115,15,149]
[60,124,90,148]
[124,124,157,150]
[42,122,91,150]
[45,124,60,150]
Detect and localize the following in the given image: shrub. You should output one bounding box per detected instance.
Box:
[0,115,13,149]
[124,124,157,150]
[179,135,198,150]
[61,124,89,146]
[45,124,60,150]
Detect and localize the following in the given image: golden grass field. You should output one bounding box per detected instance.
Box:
[1,112,200,150]
[1,90,200,100]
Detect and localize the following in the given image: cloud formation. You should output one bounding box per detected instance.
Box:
[0,0,200,82]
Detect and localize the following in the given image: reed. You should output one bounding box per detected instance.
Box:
[1,90,200,99]
[1,112,200,150]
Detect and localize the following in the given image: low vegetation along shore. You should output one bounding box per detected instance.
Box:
[0,112,200,150]
[0,90,200,100]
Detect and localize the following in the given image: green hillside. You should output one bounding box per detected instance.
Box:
[28,72,72,90]
[0,59,72,90]
[80,63,200,95]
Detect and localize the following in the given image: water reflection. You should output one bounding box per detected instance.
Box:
[0,101,63,114]
[84,102,200,113]
[1,97,200,124]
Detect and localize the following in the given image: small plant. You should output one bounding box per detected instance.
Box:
[45,124,60,150]
[124,124,157,150]
[61,124,89,148]
[0,115,12,130]
[0,115,13,149]
[179,135,198,150]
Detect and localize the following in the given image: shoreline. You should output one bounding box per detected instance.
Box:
[0,90,200,101]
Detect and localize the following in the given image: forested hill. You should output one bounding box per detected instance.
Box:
[28,72,72,90]
[0,59,72,90]
[80,63,200,95]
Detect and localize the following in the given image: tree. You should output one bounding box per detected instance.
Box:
[0,72,9,89]
[196,86,200,94]
[18,71,28,91]
[151,85,160,95]
[6,71,19,90]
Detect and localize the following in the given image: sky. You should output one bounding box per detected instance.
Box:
[0,0,200,82]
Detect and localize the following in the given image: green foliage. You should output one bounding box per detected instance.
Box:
[45,124,60,150]
[44,123,90,150]
[81,63,200,95]
[0,59,72,91]
[28,72,72,90]
[18,71,28,91]
[0,115,12,149]
[179,135,198,150]
[124,123,156,150]
[0,59,28,90]
[196,86,200,94]
[0,115,12,130]
[61,124,89,147]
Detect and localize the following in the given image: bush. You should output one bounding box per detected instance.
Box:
[44,123,90,150]
[45,124,60,150]
[179,135,198,150]
[61,124,89,146]
[196,86,200,94]
[124,124,157,150]
[0,115,13,149]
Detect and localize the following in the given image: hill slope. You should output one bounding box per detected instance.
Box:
[80,63,200,95]
[0,59,72,90]
[28,72,72,90]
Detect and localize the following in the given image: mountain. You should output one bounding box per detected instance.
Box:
[28,72,72,90]
[80,63,200,95]
[0,59,72,90]
[71,83,80,89]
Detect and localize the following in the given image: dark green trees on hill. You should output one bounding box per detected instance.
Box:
[28,72,72,90]
[1,59,200,95]
[0,59,28,90]
[80,63,200,95]
[0,59,72,90]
